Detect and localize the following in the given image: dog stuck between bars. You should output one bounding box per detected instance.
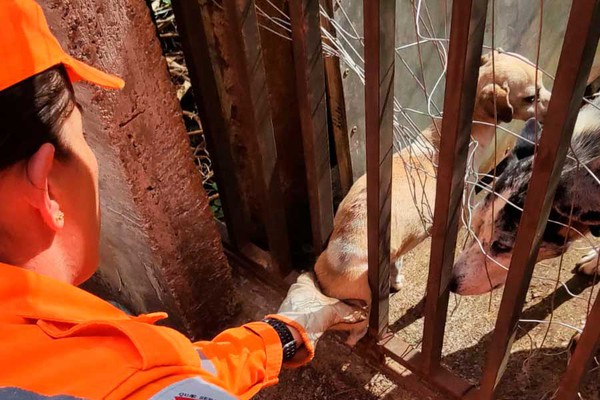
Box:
[314,51,551,346]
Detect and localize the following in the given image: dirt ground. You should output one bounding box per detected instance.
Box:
[391,230,600,400]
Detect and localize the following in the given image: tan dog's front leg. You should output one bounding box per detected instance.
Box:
[329,316,369,347]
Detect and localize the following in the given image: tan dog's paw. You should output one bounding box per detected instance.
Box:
[344,324,369,347]
[390,274,405,292]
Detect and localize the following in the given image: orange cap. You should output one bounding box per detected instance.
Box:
[0,0,125,91]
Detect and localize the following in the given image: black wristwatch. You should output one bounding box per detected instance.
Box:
[262,318,297,361]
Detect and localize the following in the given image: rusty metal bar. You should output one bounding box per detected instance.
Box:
[476,1,600,398]
[223,0,292,275]
[420,0,488,374]
[364,0,395,338]
[555,293,600,399]
[320,0,353,196]
[171,0,249,249]
[290,0,334,254]
[382,335,474,399]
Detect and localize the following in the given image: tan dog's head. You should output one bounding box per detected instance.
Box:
[475,50,551,124]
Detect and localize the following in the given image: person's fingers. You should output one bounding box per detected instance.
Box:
[332,301,369,325]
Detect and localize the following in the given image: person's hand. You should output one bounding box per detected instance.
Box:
[266,272,368,366]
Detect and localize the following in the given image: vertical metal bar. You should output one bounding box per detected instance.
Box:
[290,0,334,253]
[171,0,249,249]
[364,0,395,338]
[223,0,292,275]
[320,0,354,196]
[555,294,600,399]
[420,0,488,374]
[477,1,600,398]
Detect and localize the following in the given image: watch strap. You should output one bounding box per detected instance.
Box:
[262,318,297,362]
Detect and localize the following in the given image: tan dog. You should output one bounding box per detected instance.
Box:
[315,51,551,346]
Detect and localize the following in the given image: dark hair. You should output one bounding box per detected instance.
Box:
[0,65,76,171]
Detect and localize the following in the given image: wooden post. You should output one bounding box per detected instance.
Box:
[223,0,292,275]
[290,0,334,253]
[320,0,354,196]
[171,0,249,249]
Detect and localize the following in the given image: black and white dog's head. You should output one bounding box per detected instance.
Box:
[451,97,600,295]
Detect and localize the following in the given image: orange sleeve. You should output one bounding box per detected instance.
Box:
[193,321,283,399]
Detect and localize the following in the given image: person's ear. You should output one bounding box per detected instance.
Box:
[25,143,64,231]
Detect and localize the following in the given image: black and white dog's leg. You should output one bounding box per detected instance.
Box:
[574,248,600,276]
[390,256,405,292]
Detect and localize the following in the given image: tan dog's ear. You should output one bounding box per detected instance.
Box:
[479,82,513,123]
[480,49,505,66]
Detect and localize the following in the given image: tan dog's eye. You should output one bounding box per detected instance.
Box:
[523,95,536,103]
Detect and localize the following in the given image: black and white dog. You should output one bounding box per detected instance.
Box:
[451,96,600,296]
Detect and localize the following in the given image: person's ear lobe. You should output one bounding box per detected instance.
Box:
[25,143,64,231]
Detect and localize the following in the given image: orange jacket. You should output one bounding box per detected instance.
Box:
[0,263,286,399]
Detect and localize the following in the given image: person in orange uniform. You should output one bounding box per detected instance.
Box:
[0,1,366,399]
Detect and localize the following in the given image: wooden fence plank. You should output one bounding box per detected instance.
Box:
[420,0,489,374]
[364,0,395,338]
[290,0,334,253]
[320,0,353,196]
[171,0,249,249]
[223,0,292,275]
[476,1,600,397]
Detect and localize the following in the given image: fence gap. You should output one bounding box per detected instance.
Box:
[421,0,489,375]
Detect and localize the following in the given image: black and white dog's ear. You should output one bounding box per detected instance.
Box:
[512,118,542,160]
[553,166,600,228]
